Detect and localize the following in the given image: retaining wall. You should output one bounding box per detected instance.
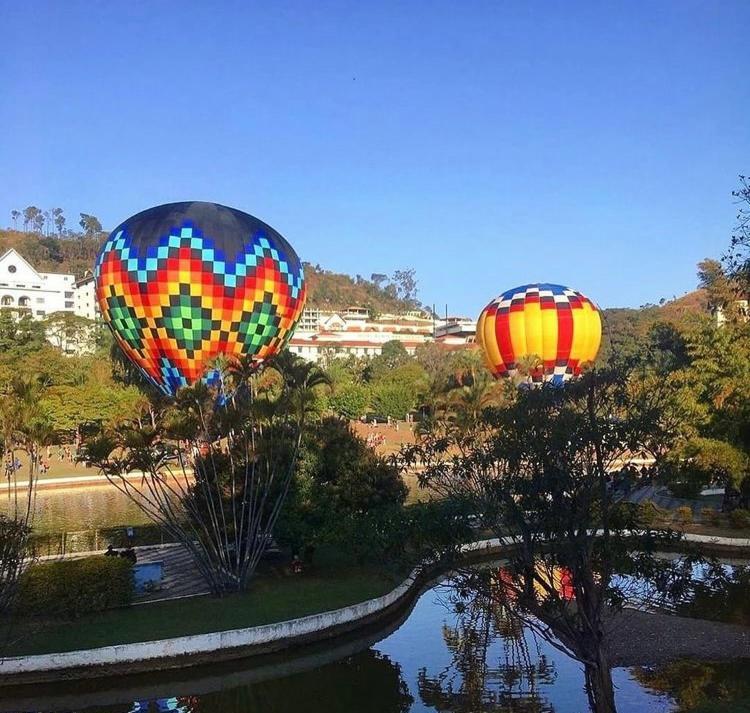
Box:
[1,533,748,682]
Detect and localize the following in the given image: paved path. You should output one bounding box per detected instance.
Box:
[626,484,722,515]
[130,543,211,603]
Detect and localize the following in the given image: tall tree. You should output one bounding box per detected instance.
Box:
[79,213,103,237]
[51,207,65,235]
[10,210,20,230]
[724,174,750,296]
[403,369,698,713]
[81,353,329,595]
[22,206,41,234]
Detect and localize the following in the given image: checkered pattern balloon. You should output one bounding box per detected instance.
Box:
[477,283,601,385]
[95,202,306,396]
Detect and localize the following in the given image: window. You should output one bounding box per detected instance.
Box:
[18,296,30,307]
[1,295,13,306]
[64,291,74,298]
[65,301,74,309]
[36,297,44,304]
[37,310,45,317]
[7,265,16,274]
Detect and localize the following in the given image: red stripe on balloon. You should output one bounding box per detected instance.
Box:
[556,303,573,363]
[494,304,515,369]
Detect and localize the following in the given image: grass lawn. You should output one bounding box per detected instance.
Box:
[3,552,409,658]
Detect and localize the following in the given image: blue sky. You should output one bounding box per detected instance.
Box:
[1,1,748,315]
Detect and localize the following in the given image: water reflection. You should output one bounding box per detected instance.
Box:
[417,580,557,712]
[1,572,679,713]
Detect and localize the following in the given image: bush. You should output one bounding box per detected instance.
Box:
[701,507,722,527]
[673,506,693,525]
[17,555,134,619]
[637,500,666,527]
[729,509,750,529]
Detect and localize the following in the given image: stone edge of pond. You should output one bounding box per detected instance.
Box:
[1,533,748,684]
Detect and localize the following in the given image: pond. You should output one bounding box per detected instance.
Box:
[1,573,702,713]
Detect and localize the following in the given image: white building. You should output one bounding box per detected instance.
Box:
[287,307,436,362]
[0,248,76,319]
[434,316,477,346]
[74,273,100,321]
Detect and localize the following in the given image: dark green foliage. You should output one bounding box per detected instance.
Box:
[637,658,750,712]
[328,382,370,419]
[276,418,408,560]
[663,437,748,499]
[729,509,750,529]
[17,556,134,618]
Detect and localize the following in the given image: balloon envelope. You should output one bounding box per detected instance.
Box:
[95,201,306,395]
[476,283,601,385]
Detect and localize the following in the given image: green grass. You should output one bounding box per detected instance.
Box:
[2,554,407,657]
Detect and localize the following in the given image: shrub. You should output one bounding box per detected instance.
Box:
[17,555,134,619]
[729,509,750,529]
[637,500,666,527]
[701,507,722,527]
[673,506,693,526]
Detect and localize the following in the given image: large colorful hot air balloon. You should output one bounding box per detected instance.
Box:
[95,202,306,396]
[476,283,601,385]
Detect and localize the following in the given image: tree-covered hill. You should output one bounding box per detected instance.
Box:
[0,229,424,314]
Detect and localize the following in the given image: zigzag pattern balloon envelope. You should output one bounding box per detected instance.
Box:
[95,202,306,396]
[477,283,601,385]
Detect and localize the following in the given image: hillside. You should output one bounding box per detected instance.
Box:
[599,290,710,363]
[0,230,424,314]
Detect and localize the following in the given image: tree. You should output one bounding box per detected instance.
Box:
[22,206,41,234]
[43,312,96,354]
[392,268,418,304]
[372,382,415,420]
[0,309,47,355]
[328,382,370,419]
[662,436,748,500]
[402,369,698,713]
[80,354,328,595]
[698,258,737,313]
[277,417,407,561]
[79,213,103,237]
[10,210,20,230]
[52,207,65,235]
[725,174,750,296]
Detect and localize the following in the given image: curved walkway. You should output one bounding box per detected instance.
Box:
[1,533,749,684]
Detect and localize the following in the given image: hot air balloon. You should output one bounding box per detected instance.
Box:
[95,202,306,396]
[476,283,601,385]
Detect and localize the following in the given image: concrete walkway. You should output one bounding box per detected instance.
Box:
[626,484,723,515]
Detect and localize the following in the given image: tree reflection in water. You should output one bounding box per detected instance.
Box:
[418,573,557,712]
[117,649,413,713]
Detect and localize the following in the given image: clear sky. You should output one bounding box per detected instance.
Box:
[1,1,748,315]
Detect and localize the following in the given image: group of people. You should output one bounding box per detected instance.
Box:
[607,463,653,495]
[104,544,138,564]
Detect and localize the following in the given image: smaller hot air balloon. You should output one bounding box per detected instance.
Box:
[476,283,601,385]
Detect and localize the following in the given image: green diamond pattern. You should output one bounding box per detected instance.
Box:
[162,295,214,352]
[107,296,143,349]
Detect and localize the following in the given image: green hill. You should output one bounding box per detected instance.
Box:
[0,230,423,314]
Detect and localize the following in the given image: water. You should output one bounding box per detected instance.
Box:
[0,578,677,713]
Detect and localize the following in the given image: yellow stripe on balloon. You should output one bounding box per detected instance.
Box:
[477,310,499,373]
[587,309,602,362]
[540,306,558,362]
[569,305,589,363]
[524,301,543,360]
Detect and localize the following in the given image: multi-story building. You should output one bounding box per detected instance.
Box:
[73,273,100,321]
[434,316,477,346]
[287,306,436,362]
[0,248,76,319]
